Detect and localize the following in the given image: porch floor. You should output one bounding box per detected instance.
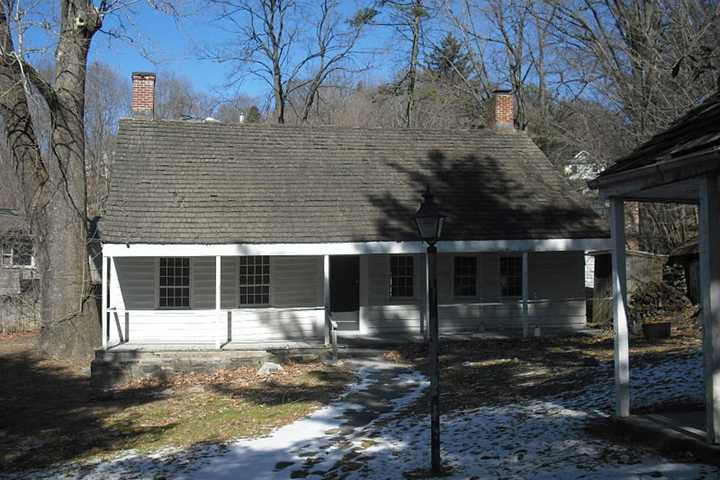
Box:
[615,410,720,464]
[105,340,327,352]
[104,328,602,352]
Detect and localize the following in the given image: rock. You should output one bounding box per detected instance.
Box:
[155,388,174,398]
[257,362,284,376]
[185,385,205,394]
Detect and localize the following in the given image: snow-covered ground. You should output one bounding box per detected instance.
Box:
[4,352,718,479]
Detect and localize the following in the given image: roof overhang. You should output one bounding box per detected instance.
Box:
[588,148,720,203]
[103,238,612,257]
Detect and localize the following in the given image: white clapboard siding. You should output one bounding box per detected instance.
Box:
[271,256,323,307]
[221,257,238,309]
[364,305,422,334]
[108,310,217,344]
[528,252,585,300]
[230,307,325,342]
[191,257,215,309]
[112,257,155,310]
[365,252,586,334]
[110,255,325,344]
[367,254,389,304]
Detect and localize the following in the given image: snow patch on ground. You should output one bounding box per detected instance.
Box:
[3,352,716,479]
[343,352,714,479]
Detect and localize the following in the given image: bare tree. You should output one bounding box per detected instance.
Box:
[206,0,372,124]
[155,71,217,120]
[0,0,179,356]
[0,0,104,356]
[85,62,130,216]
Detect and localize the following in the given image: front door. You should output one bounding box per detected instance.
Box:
[330,256,360,331]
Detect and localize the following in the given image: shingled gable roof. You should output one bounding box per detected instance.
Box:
[595,92,720,180]
[103,119,608,244]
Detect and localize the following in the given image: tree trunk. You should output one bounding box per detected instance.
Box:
[38,0,102,357]
[0,0,101,357]
[405,1,422,128]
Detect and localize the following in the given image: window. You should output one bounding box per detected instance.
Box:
[12,241,32,266]
[1,244,12,267]
[500,256,522,297]
[390,255,414,298]
[239,256,270,305]
[159,257,190,308]
[454,256,477,297]
[0,241,33,267]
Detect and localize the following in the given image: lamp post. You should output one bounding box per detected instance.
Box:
[414,186,446,475]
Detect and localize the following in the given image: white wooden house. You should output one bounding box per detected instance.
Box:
[100,73,610,350]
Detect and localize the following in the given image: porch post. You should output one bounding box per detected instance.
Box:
[698,174,720,444]
[101,253,108,350]
[611,198,630,417]
[324,255,331,345]
[215,255,222,350]
[522,252,529,337]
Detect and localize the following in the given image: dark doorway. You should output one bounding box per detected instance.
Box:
[330,255,360,331]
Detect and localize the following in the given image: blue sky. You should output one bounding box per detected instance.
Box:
[86,1,406,102]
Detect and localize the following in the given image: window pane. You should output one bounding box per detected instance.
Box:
[454,257,477,297]
[390,256,414,298]
[159,257,190,308]
[238,256,270,305]
[500,257,522,297]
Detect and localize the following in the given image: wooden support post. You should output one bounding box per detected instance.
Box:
[522,252,529,338]
[101,253,109,350]
[611,198,630,417]
[699,174,720,444]
[324,255,331,345]
[215,256,222,350]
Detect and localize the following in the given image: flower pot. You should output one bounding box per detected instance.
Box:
[642,322,671,340]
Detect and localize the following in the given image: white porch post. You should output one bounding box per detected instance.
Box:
[522,252,529,337]
[101,253,109,350]
[215,255,222,350]
[611,198,630,417]
[699,174,720,444]
[324,255,331,345]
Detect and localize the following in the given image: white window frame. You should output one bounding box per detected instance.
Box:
[499,255,523,298]
[157,257,192,309]
[389,255,415,299]
[453,255,478,298]
[238,255,271,307]
[0,241,34,269]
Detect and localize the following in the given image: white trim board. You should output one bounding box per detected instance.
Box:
[103,238,612,257]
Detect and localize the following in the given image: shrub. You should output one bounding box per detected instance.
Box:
[629,281,690,325]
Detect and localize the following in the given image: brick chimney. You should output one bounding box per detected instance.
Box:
[487,89,514,129]
[131,72,156,119]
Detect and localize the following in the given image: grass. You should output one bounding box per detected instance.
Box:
[386,317,702,413]
[0,334,353,472]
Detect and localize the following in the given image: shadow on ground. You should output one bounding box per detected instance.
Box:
[0,339,172,471]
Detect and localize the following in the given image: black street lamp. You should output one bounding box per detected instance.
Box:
[414,186,446,475]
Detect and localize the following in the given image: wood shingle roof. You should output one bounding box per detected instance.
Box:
[103,119,607,244]
[597,92,720,179]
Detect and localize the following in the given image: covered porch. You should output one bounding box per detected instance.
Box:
[590,96,720,444]
[100,238,609,351]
